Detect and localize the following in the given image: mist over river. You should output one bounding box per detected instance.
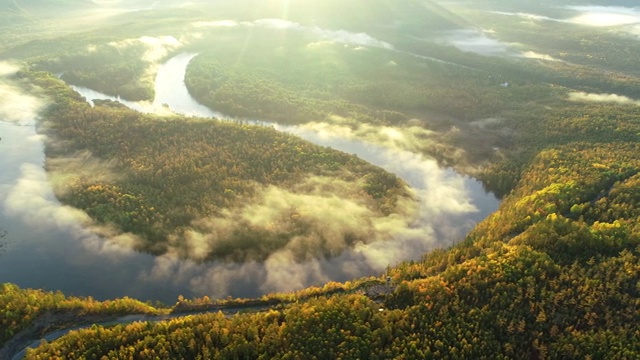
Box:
[0,53,498,304]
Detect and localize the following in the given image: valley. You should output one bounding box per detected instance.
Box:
[1,0,639,358]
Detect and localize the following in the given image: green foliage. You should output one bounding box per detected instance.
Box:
[4,1,640,358]
[184,29,558,127]
[23,246,640,359]
[30,71,409,261]
[0,283,162,347]
[43,44,156,101]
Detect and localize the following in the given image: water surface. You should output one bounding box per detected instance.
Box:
[0,53,499,303]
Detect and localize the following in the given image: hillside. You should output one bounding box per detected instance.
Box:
[15,125,640,359]
[15,93,640,356]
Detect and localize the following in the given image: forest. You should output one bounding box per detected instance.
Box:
[180,12,640,197]
[12,131,640,359]
[25,71,408,261]
[1,0,640,358]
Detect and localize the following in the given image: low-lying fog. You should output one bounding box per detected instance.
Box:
[0,50,498,303]
[436,5,640,61]
[492,6,640,36]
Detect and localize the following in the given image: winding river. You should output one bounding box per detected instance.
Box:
[0,53,499,304]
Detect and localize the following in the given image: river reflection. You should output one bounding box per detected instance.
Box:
[0,122,189,302]
[0,53,499,303]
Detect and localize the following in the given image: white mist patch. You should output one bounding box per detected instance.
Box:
[492,8,640,33]
[193,20,239,27]
[142,249,202,286]
[519,51,561,62]
[490,11,561,23]
[567,6,640,27]
[3,163,140,260]
[306,40,336,49]
[193,18,394,49]
[437,29,512,56]
[279,124,478,223]
[140,145,480,297]
[109,36,182,63]
[309,27,393,49]
[295,116,435,154]
[469,118,503,129]
[252,18,304,30]
[3,165,87,232]
[0,62,20,77]
[0,84,44,124]
[0,67,47,124]
[67,52,498,300]
[92,0,123,5]
[262,250,330,292]
[172,175,411,262]
[46,150,124,195]
[141,250,331,298]
[568,91,640,106]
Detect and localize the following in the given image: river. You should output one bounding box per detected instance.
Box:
[0,53,499,304]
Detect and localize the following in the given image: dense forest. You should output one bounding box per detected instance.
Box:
[183,31,522,125]
[13,111,640,357]
[0,283,162,356]
[26,71,408,261]
[181,11,640,196]
[1,0,640,358]
[14,138,640,359]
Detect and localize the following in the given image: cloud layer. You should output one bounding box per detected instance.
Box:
[292,115,436,154]
[519,51,561,62]
[437,29,512,56]
[4,160,145,259]
[27,47,497,300]
[109,36,182,62]
[104,109,484,297]
[492,6,640,37]
[568,91,640,106]
[566,6,640,27]
[0,63,47,124]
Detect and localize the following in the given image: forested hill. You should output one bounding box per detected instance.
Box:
[14,133,640,359]
[11,69,640,358]
[13,62,640,360]
[27,70,409,262]
[11,156,640,359]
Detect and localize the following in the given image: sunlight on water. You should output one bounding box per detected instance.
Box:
[0,53,499,302]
